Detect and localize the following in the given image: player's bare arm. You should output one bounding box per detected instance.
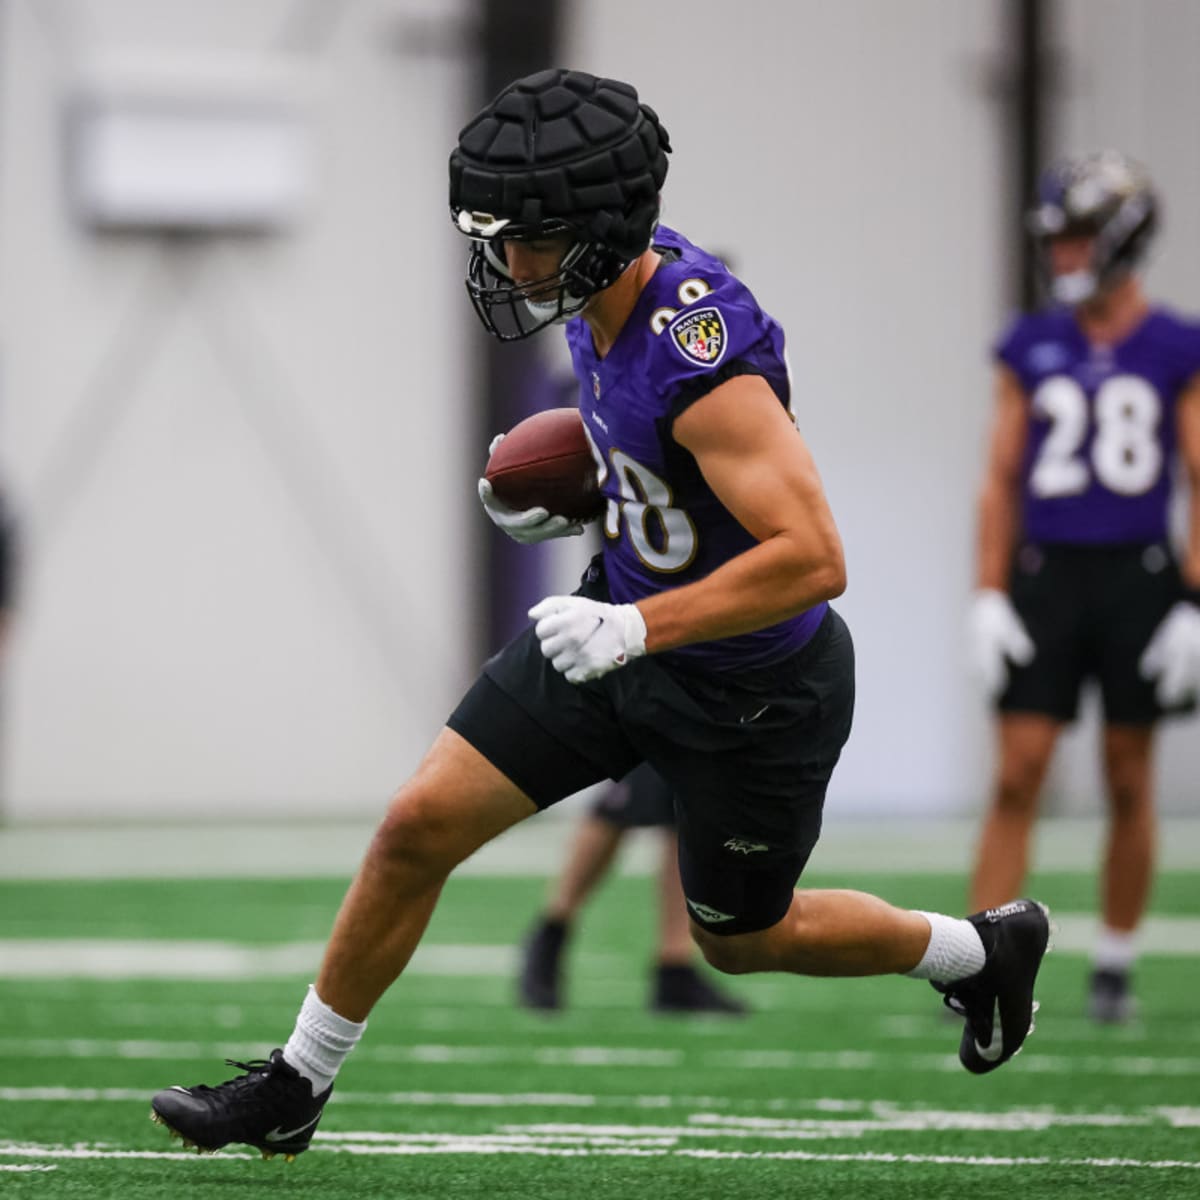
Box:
[635,374,845,654]
[976,365,1028,590]
[1177,375,1200,590]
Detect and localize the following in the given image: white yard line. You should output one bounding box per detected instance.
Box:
[1,1036,1198,1078]
[4,1088,1196,1131]
[3,816,1200,879]
[0,1138,1196,1172]
[0,913,1197,980]
[0,939,514,979]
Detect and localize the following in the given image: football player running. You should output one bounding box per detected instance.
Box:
[151,70,1050,1161]
[967,151,1200,1023]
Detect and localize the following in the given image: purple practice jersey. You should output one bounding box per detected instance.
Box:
[997,306,1200,544]
[564,226,827,670]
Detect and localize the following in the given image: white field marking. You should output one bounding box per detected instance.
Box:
[3,1137,1198,1172]
[0,1164,56,1172]
[707,1048,1200,1076]
[0,1086,857,1111]
[4,1036,1200,1077]
[0,940,513,979]
[321,1127,843,1143]
[505,1110,1164,1138]
[1032,913,1200,955]
[1154,1107,1200,1127]
[0,1144,253,1162]
[318,1132,679,1147]
[365,1045,682,1068]
[4,1087,1197,1132]
[682,1109,1154,1132]
[673,1149,1200,1168]
[876,1013,1200,1045]
[1,915,1197,981]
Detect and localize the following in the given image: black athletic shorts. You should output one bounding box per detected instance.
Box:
[1000,541,1193,724]
[448,556,855,936]
[591,762,676,829]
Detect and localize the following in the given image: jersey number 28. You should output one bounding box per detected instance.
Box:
[1030,374,1164,498]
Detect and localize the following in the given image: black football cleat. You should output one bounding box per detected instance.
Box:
[150,1049,330,1159]
[517,918,569,1011]
[933,899,1050,1074]
[651,963,749,1015]
[1088,967,1138,1024]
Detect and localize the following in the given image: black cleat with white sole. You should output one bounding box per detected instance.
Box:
[933,899,1050,1075]
[150,1049,330,1159]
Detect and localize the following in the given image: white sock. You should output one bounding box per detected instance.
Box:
[905,912,987,983]
[1094,926,1137,973]
[282,985,367,1095]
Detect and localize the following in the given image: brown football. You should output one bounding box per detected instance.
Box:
[484,408,604,520]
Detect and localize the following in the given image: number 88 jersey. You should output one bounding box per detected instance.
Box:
[564,225,825,671]
[997,306,1200,544]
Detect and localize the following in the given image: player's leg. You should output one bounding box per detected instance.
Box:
[690,888,1048,1075]
[651,827,748,1014]
[971,545,1085,912]
[656,828,697,964]
[1086,542,1185,1021]
[152,617,636,1157]
[1100,723,1157,934]
[150,729,537,1157]
[312,728,538,1022]
[517,806,625,1010]
[652,609,1047,1073]
[1088,722,1156,1021]
[545,814,626,920]
[969,714,1063,911]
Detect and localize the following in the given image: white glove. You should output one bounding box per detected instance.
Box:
[967,588,1036,699]
[1139,601,1200,707]
[528,594,647,684]
[477,478,588,544]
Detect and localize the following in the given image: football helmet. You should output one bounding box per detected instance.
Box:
[1027,150,1158,306]
[449,69,671,340]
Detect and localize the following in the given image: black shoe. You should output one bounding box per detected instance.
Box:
[652,963,749,1016]
[150,1049,330,1159]
[932,899,1050,1075]
[1088,967,1137,1023]
[517,918,569,1010]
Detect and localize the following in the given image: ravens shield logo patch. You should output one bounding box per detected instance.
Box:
[667,306,727,367]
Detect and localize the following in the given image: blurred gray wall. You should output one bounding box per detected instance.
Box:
[0,0,477,820]
[0,0,1196,821]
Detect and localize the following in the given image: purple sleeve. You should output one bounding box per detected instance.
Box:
[992,312,1028,372]
[648,296,776,414]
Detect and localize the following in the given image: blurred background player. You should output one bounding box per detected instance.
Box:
[967,151,1200,1022]
[518,762,748,1015]
[0,486,15,656]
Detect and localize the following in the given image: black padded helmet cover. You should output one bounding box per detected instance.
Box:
[449,69,671,262]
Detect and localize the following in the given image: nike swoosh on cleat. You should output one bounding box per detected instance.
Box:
[263,1113,322,1143]
[973,998,1005,1062]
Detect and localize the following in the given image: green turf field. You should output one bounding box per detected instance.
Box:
[1,869,1198,1198]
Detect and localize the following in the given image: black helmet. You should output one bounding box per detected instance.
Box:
[1027,150,1158,306]
[449,69,671,340]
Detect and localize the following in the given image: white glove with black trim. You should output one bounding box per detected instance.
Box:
[1139,601,1200,707]
[967,588,1036,699]
[528,594,647,684]
[477,433,588,545]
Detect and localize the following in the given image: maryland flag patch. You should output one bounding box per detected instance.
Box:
[667,306,727,367]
